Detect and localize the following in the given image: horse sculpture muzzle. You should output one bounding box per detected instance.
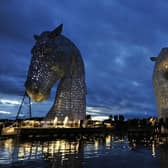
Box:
[25,86,49,102]
[25,79,51,102]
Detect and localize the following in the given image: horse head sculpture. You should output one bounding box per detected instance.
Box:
[151,48,168,120]
[25,24,86,122]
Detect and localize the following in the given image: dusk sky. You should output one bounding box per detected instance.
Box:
[0,0,168,119]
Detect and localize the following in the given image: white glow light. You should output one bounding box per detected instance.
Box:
[0,111,11,114]
[91,116,109,121]
[0,99,20,105]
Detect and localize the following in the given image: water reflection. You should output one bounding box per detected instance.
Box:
[0,138,84,168]
[0,134,164,168]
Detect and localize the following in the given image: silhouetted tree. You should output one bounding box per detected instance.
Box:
[119,115,124,122]
[109,115,113,120]
[86,115,91,120]
[114,115,118,122]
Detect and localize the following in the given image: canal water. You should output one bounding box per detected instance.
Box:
[0,134,166,168]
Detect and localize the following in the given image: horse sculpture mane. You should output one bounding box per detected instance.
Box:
[25,24,86,122]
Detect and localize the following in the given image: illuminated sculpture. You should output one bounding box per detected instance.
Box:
[151,48,168,120]
[25,24,86,122]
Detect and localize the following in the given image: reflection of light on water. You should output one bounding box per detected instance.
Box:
[0,139,81,164]
[114,139,125,143]
[106,135,111,147]
[18,148,25,160]
[55,141,60,151]
[18,140,79,159]
[0,135,161,166]
[152,142,156,157]
[4,139,13,150]
[94,140,99,151]
[0,139,14,164]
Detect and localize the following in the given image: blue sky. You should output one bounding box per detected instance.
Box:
[0,0,167,119]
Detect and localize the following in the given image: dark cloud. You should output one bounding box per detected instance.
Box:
[0,0,166,119]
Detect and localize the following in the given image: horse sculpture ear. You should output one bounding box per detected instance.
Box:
[34,35,40,40]
[150,57,158,62]
[48,24,63,38]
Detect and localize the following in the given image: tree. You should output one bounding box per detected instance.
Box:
[119,115,124,122]
[114,115,118,122]
[86,115,91,120]
[109,115,113,120]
